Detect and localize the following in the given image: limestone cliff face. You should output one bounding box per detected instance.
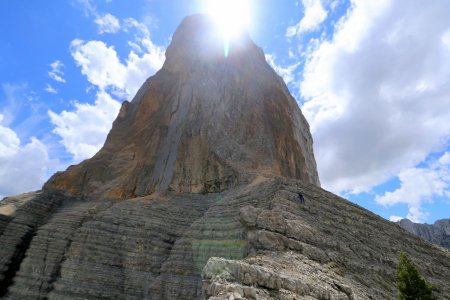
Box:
[398,218,450,250]
[44,15,320,199]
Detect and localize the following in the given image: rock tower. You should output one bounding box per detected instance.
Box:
[44,15,320,199]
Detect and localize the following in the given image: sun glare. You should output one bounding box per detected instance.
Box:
[205,0,251,56]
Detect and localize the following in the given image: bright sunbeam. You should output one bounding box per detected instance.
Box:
[206,0,251,56]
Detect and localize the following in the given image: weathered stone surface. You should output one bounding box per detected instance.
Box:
[0,214,12,236]
[0,191,43,238]
[0,191,41,217]
[43,14,320,199]
[1,178,449,299]
[202,178,450,299]
[0,191,73,297]
[398,218,450,250]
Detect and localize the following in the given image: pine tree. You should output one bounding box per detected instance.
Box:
[396,252,434,300]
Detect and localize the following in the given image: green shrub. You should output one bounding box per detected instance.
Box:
[396,252,434,300]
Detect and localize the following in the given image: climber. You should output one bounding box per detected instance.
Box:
[298,192,305,204]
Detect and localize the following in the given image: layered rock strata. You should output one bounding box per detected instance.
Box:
[0,178,449,299]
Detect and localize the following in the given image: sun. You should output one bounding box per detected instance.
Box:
[206,0,251,39]
[205,0,251,56]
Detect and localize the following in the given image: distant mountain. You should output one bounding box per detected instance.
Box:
[398,218,450,250]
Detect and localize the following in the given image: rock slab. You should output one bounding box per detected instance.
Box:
[1,178,449,299]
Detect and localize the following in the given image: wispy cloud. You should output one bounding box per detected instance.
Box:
[95,13,120,34]
[75,0,120,35]
[44,84,58,94]
[1,83,28,126]
[265,54,299,85]
[48,60,66,83]
[75,0,96,17]
[0,83,44,134]
[287,0,328,37]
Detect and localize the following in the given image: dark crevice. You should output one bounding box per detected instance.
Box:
[0,230,36,297]
[0,215,13,236]
[0,191,73,297]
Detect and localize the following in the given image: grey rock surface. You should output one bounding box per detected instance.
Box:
[1,178,449,299]
[0,191,43,237]
[398,218,450,250]
[0,214,12,236]
[0,191,41,217]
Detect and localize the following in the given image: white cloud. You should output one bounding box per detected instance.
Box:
[389,215,402,222]
[1,83,28,126]
[406,207,429,224]
[286,0,328,37]
[70,18,165,99]
[95,13,120,34]
[70,39,126,91]
[375,152,450,223]
[0,115,20,157]
[300,0,450,194]
[44,84,57,94]
[265,54,299,85]
[49,91,121,162]
[0,115,55,198]
[76,0,96,17]
[48,60,66,83]
[439,152,450,165]
[55,18,165,162]
[376,166,448,207]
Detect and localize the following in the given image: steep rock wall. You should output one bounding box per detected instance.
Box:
[43,15,320,199]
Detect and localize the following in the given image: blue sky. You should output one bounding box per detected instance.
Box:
[0,0,449,224]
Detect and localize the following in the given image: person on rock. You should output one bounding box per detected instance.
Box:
[298,192,305,204]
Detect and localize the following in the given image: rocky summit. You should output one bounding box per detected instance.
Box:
[43,14,320,199]
[0,14,449,300]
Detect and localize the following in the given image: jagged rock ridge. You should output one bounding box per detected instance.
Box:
[0,14,449,300]
[398,218,450,250]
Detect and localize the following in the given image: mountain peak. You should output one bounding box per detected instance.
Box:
[163,14,264,72]
[44,14,320,199]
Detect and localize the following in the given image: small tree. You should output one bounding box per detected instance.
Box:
[396,252,434,300]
